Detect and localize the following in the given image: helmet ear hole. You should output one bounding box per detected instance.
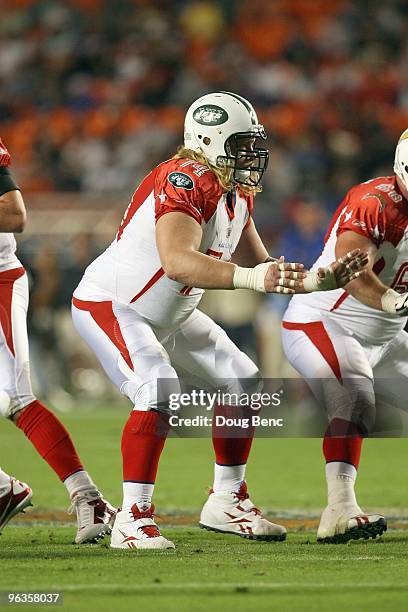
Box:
[203,136,211,145]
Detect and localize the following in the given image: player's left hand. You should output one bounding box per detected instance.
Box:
[316,249,369,290]
[302,249,368,293]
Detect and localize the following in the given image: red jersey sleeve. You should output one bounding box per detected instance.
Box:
[336,185,387,247]
[155,166,205,225]
[154,159,222,225]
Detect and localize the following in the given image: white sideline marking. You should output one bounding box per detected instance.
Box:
[249,556,393,561]
[15,582,406,592]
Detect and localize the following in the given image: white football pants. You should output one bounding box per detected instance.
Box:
[0,268,36,417]
[72,298,260,412]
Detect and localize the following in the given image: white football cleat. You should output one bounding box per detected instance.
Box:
[70,490,117,544]
[110,503,175,550]
[317,503,387,543]
[0,478,33,531]
[199,481,286,541]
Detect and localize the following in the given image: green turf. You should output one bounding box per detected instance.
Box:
[1,408,408,511]
[1,527,407,612]
[1,408,408,611]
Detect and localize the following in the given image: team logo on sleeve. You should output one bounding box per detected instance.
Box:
[168,172,195,190]
[193,105,228,126]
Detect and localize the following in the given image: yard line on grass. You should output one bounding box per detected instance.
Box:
[13,507,408,527]
[9,583,407,593]
[247,556,393,561]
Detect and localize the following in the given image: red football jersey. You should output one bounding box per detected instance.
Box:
[285,175,408,344]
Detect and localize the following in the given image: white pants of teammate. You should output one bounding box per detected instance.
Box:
[72,298,260,411]
[281,315,408,430]
[0,268,36,417]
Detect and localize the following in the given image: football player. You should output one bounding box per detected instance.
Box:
[282,129,408,543]
[72,92,367,550]
[0,139,115,542]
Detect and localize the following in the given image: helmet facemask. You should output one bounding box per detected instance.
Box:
[217,128,269,187]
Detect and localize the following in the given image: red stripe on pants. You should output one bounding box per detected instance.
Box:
[282,321,362,467]
[72,297,134,370]
[282,320,342,381]
[0,267,25,356]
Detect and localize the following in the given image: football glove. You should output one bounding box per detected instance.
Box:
[303,249,368,292]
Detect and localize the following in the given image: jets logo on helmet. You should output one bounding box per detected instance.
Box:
[184,91,269,187]
[193,105,229,126]
[168,172,194,190]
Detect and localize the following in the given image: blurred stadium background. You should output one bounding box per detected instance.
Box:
[2,0,408,408]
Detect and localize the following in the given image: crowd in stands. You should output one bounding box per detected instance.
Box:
[1,0,407,220]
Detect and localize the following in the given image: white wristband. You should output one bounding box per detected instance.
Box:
[233,263,271,293]
[303,271,320,292]
[303,269,338,293]
[381,288,400,314]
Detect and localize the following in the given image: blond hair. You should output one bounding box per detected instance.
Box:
[172,146,262,196]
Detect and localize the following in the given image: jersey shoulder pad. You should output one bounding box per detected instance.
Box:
[349,176,401,208]
[337,176,407,246]
[156,158,219,193]
[155,158,222,224]
[336,180,387,246]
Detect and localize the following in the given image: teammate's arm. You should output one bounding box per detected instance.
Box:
[0,139,27,233]
[0,190,27,233]
[156,212,305,293]
[232,218,368,293]
[335,231,408,314]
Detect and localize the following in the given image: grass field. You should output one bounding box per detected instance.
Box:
[1,407,408,611]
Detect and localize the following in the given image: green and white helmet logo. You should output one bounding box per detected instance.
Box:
[193,105,228,126]
[168,172,194,190]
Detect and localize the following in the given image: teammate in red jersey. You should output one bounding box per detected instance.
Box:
[282,129,408,543]
[0,138,115,542]
[72,92,366,550]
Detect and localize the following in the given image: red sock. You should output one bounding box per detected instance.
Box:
[212,405,254,465]
[16,400,84,481]
[121,410,170,483]
[323,418,363,468]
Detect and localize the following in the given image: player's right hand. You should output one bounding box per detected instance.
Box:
[264,256,306,294]
[232,257,305,293]
[382,289,408,316]
[0,138,11,167]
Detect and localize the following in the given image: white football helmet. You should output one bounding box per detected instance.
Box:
[394,128,408,192]
[184,91,268,187]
